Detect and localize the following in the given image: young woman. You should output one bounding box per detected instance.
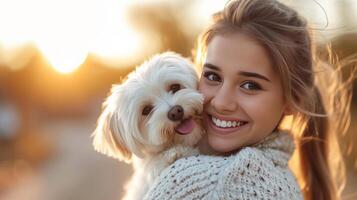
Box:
[144,0,354,199]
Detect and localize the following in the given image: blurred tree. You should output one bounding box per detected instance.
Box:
[127,0,198,58]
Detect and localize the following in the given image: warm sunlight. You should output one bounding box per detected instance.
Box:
[189,0,226,28]
[0,0,141,73]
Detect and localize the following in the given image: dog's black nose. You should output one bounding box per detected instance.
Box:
[168,105,184,121]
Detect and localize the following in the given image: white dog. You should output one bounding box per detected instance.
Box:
[92,52,204,200]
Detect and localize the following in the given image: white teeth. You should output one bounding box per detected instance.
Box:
[221,121,227,127]
[211,116,245,128]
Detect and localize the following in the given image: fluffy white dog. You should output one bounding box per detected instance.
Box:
[92,52,204,200]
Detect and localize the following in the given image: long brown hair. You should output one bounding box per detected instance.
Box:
[194,0,354,199]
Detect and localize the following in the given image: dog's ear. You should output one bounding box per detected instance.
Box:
[92,85,132,163]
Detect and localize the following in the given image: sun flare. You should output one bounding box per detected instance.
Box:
[0,0,140,73]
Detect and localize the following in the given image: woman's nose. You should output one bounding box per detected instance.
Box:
[211,84,238,112]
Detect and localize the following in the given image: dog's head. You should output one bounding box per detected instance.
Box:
[92,52,204,163]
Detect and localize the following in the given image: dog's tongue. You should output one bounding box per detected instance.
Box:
[175,118,195,135]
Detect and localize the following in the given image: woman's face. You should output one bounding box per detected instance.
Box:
[199,32,288,153]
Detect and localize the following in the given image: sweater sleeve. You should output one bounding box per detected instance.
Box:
[217,147,303,200]
[143,154,231,200]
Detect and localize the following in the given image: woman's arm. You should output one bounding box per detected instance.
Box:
[144,154,231,200]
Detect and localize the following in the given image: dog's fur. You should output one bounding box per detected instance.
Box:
[92,52,204,200]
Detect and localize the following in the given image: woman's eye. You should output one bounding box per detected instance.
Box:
[241,81,262,91]
[142,105,153,115]
[203,71,221,82]
[169,84,181,93]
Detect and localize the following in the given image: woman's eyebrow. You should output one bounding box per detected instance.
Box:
[238,71,271,82]
[204,63,270,82]
[203,63,220,71]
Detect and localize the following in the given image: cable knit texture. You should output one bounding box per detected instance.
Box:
[144,132,302,200]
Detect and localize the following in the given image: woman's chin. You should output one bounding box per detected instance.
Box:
[207,133,242,155]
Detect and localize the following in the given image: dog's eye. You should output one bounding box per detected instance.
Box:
[169,84,181,94]
[142,106,153,115]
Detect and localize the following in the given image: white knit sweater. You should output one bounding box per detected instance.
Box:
[144,132,303,200]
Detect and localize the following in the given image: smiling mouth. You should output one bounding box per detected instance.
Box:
[210,115,248,129]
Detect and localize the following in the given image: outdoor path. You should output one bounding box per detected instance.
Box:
[1,118,132,200]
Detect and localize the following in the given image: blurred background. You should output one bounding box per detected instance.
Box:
[0,0,356,199]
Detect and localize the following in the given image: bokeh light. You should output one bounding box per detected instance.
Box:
[0,0,141,73]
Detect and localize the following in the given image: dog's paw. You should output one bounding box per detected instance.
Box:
[163,145,198,164]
